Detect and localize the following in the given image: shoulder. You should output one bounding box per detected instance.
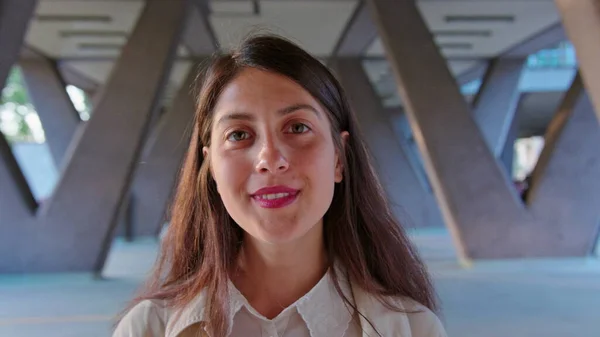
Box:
[394,297,447,337]
[358,292,447,337]
[112,300,169,337]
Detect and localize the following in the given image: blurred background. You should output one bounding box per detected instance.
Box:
[0,0,599,336]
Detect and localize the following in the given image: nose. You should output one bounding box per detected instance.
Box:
[255,138,289,174]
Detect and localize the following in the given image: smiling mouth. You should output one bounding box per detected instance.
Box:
[255,192,293,200]
[251,189,300,209]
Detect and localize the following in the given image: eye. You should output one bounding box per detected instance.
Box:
[286,123,311,134]
[226,130,250,142]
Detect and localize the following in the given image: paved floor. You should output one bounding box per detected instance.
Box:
[1,230,599,337]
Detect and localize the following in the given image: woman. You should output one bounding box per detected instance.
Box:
[114,34,447,337]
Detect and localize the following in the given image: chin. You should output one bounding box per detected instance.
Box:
[253,221,316,245]
[257,227,303,245]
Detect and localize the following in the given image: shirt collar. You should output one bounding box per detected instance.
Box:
[294,269,354,337]
[165,288,209,337]
[166,267,354,337]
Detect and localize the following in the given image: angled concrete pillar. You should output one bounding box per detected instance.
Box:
[57,62,100,96]
[456,62,487,87]
[19,57,81,168]
[0,135,36,271]
[502,22,567,58]
[472,58,526,159]
[0,0,37,210]
[331,1,377,57]
[527,73,600,256]
[386,108,432,193]
[128,66,198,237]
[0,0,190,273]
[366,0,537,260]
[0,0,37,271]
[366,0,600,258]
[0,0,37,89]
[123,3,217,240]
[556,0,600,122]
[329,1,443,229]
[332,58,444,229]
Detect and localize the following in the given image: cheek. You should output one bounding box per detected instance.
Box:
[211,151,252,195]
[290,138,337,184]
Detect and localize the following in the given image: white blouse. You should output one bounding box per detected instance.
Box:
[227,271,361,337]
[113,269,447,337]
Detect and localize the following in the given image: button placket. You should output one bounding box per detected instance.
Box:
[268,321,278,337]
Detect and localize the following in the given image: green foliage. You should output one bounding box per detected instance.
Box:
[1,67,31,105]
[1,67,36,143]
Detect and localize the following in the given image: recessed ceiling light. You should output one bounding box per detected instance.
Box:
[445,15,514,23]
[36,14,112,23]
[433,30,492,37]
[438,43,473,50]
[77,43,122,51]
[60,30,127,38]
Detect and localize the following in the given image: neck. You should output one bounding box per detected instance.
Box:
[232,223,328,319]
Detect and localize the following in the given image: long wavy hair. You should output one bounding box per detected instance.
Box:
[125,34,437,336]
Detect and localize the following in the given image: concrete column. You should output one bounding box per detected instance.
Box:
[0,0,190,273]
[332,58,444,229]
[57,62,100,96]
[0,0,38,272]
[527,73,600,256]
[0,135,37,271]
[386,108,432,193]
[121,1,217,240]
[331,1,377,57]
[19,58,81,168]
[366,0,535,260]
[0,0,37,89]
[0,0,37,215]
[128,66,198,237]
[556,0,600,122]
[472,58,526,158]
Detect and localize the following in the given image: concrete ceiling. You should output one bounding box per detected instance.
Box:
[26,0,566,128]
[61,59,194,104]
[362,58,481,106]
[210,0,357,55]
[366,1,560,58]
[26,1,562,87]
[30,0,561,59]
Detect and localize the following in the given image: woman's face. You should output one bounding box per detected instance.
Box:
[205,68,345,245]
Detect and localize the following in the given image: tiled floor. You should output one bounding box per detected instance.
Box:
[1,231,599,337]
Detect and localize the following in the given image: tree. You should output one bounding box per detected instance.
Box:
[0,67,37,143]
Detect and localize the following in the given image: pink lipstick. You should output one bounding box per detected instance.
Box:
[251,186,299,209]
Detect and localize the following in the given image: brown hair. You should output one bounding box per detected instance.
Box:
[125,34,437,336]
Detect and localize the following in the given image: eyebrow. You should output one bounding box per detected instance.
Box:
[277,103,321,118]
[216,103,321,127]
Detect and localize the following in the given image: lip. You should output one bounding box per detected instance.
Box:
[252,185,299,196]
[251,185,300,209]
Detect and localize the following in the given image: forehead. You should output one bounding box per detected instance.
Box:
[213,68,321,116]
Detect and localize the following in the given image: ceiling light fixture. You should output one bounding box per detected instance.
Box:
[36,14,112,23]
[445,15,514,23]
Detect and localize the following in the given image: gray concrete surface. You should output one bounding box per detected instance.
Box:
[19,57,82,169]
[472,58,525,161]
[0,0,189,273]
[527,75,600,257]
[128,66,198,238]
[1,230,598,337]
[365,0,536,260]
[332,58,444,229]
[556,0,600,122]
